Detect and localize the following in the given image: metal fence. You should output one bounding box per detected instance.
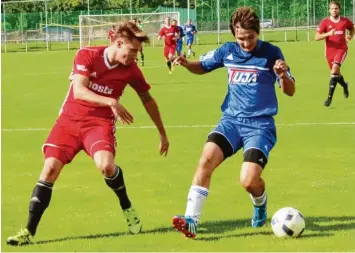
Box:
[1,0,354,52]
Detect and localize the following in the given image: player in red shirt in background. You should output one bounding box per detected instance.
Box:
[6,21,170,246]
[315,1,354,107]
[158,17,179,74]
[108,24,115,42]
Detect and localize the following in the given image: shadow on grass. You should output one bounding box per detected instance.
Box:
[33,216,355,245]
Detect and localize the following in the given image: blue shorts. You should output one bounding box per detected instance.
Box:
[186,37,194,45]
[208,116,277,159]
[176,41,183,54]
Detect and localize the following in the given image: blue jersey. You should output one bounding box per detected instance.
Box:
[184,24,197,38]
[177,25,185,44]
[200,40,293,118]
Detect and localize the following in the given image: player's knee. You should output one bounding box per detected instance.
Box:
[40,158,63,183]
[240,176,259,192]
[94,153,116,177]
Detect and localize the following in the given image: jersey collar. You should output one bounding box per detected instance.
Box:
[330,16,341,23]
[104,48,119,69]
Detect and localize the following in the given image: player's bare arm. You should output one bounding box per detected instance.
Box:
[273,60,295,96]
[138,91,169,156]
[315,29,335,41]
[73,73,116,106]
[173,56,206,75]
[346,26,354,41]
[73,73,134,124]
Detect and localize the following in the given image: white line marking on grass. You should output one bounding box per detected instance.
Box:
[2,122,355,132]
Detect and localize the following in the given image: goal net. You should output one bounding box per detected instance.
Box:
[79,12,180,48]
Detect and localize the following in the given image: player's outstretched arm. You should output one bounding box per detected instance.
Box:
[274,60,295,97]
[173,56,206,75]
[315,29,334,41]
[138,91,169,156]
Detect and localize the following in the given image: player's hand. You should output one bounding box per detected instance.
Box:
[273,60,289,76]
[346,35,352,42]
[110,101,134,124]
[173,55,188,66]
[328,29,335,36]
[159,134,169,156]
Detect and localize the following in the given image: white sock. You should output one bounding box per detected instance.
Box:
[188,49,191,56]
[250,191,267,206]
[185,185,209,223]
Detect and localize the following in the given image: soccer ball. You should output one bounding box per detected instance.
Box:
[271,207,305,238]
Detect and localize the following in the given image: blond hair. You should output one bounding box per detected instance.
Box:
[112,21,149,43]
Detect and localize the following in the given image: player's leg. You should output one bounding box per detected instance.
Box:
[240,118,276,227]
[324,49,339,106]
[190,37,195,57]
[164,46,173,73]
[176,42,182,56]
[187,38,192,57]
[172,117,240,238]
[167,47,176,73]
[82,121,141,234]
[333,50,349,98]
[7,119,80,246]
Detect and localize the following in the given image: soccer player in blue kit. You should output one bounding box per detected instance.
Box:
[171,7,295,238]
[184,19,197,58]
[172,19,185,56]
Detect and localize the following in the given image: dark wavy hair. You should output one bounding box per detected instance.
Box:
[229,7,260,36]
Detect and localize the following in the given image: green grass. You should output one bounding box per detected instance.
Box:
[2,41,355,252]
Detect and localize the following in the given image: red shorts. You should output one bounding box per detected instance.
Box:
[326,48,347,69]
[164,45,176,59]
[42,115,116,164]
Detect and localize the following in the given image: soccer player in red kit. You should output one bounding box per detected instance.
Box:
[6,21,170,246]
[315,1,354,107]
[108,24,115,42]
[158,17,179,74]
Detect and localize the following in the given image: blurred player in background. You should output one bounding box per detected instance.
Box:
[158,17,179,74]
[6,21,169,246]
[171,7,295,238]
[172,19,185,57]
[108,24,116,43]
[184,19,197,58]
[132,18,145,66]
[315,1,354,107]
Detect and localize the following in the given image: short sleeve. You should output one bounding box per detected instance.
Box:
[317,19,327,33]
[200,46,225,72]
[159,28,164,37]
[73,49,92,77]
[129,64,151,93]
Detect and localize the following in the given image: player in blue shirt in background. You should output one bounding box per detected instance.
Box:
[172,19,185,57]
[172,7,295,238]
[184,19,197,58]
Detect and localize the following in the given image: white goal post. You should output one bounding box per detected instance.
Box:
[79,12,180,48]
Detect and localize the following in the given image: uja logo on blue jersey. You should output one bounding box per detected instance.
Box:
[228,68,258,84]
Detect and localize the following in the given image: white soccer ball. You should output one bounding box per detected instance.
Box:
[271,207,305,238]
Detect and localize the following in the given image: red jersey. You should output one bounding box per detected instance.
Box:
[108,30,115,41]
[159,25,179,46]
[61,46,150,120]
[317,17,354,49]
